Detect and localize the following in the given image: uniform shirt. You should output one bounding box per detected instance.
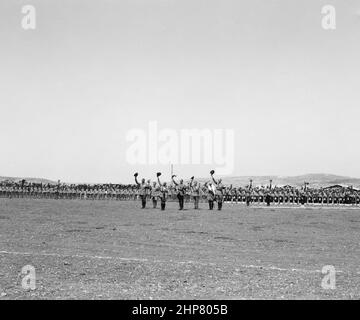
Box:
[151,185,161,198]
[215,182,224,196]
[159,186,168,200]
[177,183,186,196]
[191,184,200,197]
[138,183,148,196]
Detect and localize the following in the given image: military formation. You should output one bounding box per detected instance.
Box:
[133,171,360,210]
[1,171,359,210]
[133,170,231,210]
[0,180,137,201]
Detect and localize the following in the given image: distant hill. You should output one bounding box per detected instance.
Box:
[199,174,360,188]
[0,176,56,184]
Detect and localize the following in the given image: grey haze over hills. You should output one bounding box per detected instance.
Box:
[0,176,57,184]
[1,174,360,188]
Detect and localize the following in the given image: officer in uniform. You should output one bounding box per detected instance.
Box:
[157,173,168,210]
[150,180,161,209]
[210,170,225,211]
[134,173,150,209]
[189,177,201,210]
[172,175,186,210]
[204,182,215,210]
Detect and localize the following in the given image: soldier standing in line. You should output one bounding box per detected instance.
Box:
[157,172,168,211]
[265,191,271,206]
[172,175,186,210]
[150,180,160,209]
[210,170,225,211]
[134,173,150,209]
[146,180,152,204]
[204,182,216,210]
[229,185,237,204]
[245,180,254,206]
[189,176,201,210]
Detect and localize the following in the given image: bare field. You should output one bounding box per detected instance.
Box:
[0,199,360,299]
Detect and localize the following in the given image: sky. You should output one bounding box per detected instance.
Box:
[0,0,359,183]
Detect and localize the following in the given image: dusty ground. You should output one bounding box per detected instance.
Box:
[0,199,360,299]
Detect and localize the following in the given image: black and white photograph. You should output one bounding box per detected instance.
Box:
[1,0,360,304]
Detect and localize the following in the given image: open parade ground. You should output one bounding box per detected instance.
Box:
[0,199,359,299]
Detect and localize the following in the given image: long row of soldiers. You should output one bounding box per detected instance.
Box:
[1,172,360,210]
[0,181,138,201]
[133,171,360,210]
